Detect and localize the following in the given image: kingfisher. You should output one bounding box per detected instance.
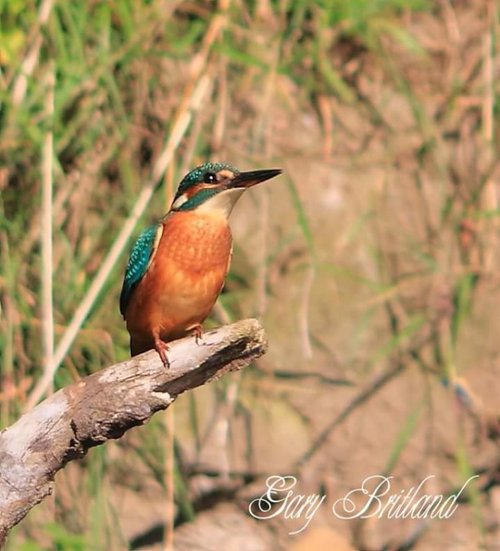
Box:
[119,162,282,367]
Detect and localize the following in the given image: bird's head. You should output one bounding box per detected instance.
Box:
[170,162,282,217]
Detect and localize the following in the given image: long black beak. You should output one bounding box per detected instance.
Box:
[229,168,282,189]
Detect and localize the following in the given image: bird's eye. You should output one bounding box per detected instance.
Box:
[204,172,217,184]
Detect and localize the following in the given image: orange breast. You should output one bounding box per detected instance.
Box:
[124,211,232,346]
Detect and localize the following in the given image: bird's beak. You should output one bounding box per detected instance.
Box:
[228,168,282,189]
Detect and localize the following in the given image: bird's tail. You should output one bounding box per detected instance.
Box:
[130,336,154,357]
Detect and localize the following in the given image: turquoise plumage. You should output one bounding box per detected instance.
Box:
[119,224,160,316]
[174,162,238,200]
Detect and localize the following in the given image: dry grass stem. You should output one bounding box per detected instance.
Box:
[298,263,315,359]
[40,63,55,393]
[11,0,54,106]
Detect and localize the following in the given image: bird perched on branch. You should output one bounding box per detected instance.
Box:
[119,162,282,367]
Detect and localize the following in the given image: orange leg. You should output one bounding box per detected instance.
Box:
[153,330,170,368]
[192,324,203,345]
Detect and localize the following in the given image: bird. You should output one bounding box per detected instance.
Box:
[119,162,282,367]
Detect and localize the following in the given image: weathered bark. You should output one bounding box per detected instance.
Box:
[0,319,267,546]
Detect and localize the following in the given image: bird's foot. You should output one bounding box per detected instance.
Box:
[192,324,203,345]
[154,337,170,368]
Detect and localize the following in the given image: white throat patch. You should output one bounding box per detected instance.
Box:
[196,188,245,217]
[171,193,188,210]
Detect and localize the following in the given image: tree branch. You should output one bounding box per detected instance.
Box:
[0,319,267,545]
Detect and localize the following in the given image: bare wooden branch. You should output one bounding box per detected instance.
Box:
[0,319,267,546]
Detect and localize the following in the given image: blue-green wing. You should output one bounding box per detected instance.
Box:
[119,224,161,316]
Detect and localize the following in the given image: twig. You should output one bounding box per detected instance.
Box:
[0,319,267,547]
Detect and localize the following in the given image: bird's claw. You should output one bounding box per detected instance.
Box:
[154,338,170,368]
[192,324,203,345]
